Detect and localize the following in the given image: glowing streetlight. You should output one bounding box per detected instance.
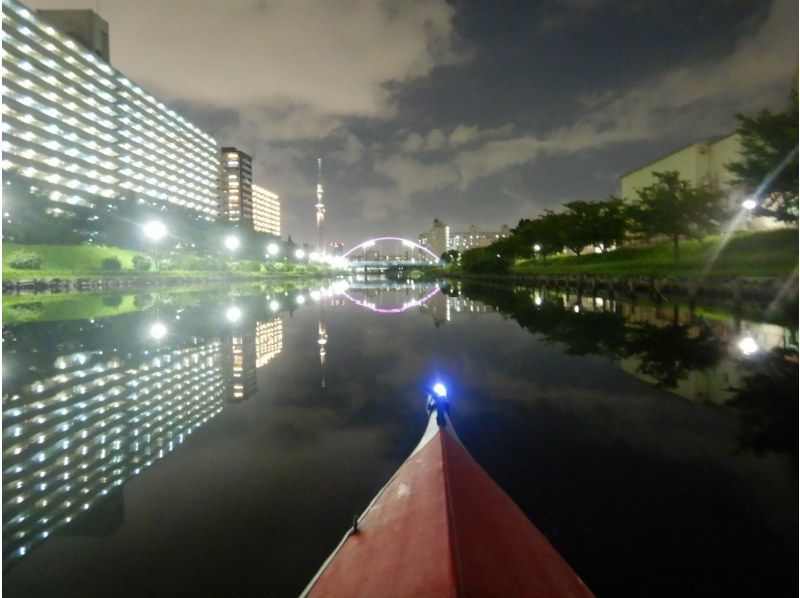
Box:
[225,306,242,323]
[295,248,306,260]
[224,235,240,251]
[742,198,757,211]
[143,220,167,241]
[533,244,541,252]
[269,300,280,312]
[738,335,759,356]
[267,243,280,256]
[149,322,167,340]
[296,294,306,305]
[310,290,322,301]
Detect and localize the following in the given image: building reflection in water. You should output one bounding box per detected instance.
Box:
[318,305,328,389]
[3,339,227,565]
[420,292,494,325]
[255,318,284,369]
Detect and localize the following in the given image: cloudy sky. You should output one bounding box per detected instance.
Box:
[28,0,799,247]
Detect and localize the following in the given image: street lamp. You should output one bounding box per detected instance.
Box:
[295,248,306,260]
[224,235,240,251]
[533,244,541,252]
[143,220,167,241]
[269,300,280,312]
[225,306,242,323]
[143,221,167,271]
[267,243,280,257]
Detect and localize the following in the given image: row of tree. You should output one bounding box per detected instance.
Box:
[454,89,798,273]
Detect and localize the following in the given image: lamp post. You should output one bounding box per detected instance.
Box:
[267,243,280,258]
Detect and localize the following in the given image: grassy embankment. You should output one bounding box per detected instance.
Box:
[1,243,333,280]
[507,230,798,278]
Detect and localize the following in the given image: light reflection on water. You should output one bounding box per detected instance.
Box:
[2,279,797,596]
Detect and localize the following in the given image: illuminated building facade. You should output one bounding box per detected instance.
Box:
[220,147,252,223]
[449,224,510,252]
[255,318,283,368]
[252,184,280,236]
[2,340,227,563]
[1,0,220,219]
[418,218,449,258]
[37,9,109,61]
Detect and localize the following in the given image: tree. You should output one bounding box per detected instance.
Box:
[561,201,598,259]
[631,171,725,261]
[594,196,629,253]
[460,246,507,274]
[441,249,460,264]
[515,212,564,263]
[727,89,798,223]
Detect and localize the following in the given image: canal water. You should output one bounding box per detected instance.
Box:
[2,280,797,596]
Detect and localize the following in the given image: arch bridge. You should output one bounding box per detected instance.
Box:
[342,237,442,269]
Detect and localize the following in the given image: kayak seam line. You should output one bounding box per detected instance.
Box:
[442,433,464,597]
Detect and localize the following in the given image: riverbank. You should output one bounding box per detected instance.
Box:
[511,229,797,277]
[433,231,798,306]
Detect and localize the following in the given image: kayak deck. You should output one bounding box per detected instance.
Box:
[303,413,592,597]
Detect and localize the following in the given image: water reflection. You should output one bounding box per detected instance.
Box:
[1,284,322,567]
[3,338,228,563]
[2,279,796,593]
[458,282,798,459]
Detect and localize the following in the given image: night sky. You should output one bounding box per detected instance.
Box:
[26,0,799,248]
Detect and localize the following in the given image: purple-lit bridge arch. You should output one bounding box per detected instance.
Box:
[342,237,442,264]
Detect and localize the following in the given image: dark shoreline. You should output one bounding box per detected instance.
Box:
[435,272,799,308]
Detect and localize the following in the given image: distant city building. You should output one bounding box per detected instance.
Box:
[37,8,109,61]
[220,147,253,223]
[621,134,742,203]
[418,218,449,258]
[449,224,510,252]
[252,184,280,236]
[2,1,220,220]
[330,241,344,256]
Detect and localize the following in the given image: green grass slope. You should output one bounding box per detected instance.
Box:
[511,229,798,277]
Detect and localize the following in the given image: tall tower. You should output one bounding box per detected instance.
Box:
[315,158,325,256]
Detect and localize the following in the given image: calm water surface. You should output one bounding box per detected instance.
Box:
[2,280,797,596]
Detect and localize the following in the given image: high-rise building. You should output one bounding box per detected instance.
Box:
[220,147,253,223]
[1,0,220,219]
[418,218,449,258]
[252,184,280,236]
[36,8,109,61]
[449,224,510,252]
